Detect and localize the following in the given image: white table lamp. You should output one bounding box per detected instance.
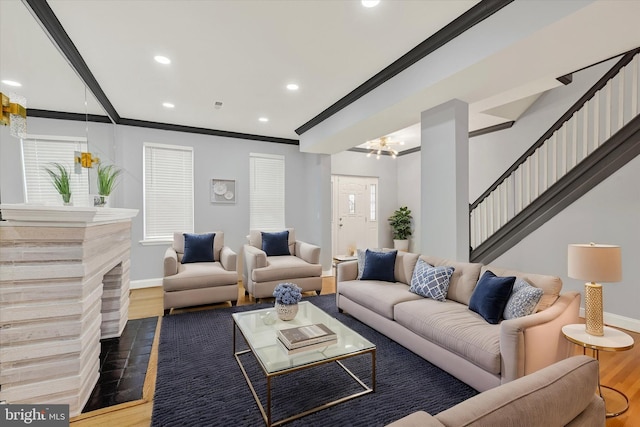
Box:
[568,243,622,336]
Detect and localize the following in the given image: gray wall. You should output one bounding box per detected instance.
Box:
[117,124,328,281]
[0,117,116,204]
[1,118,330,282]
[493,155,640,324]
[396,152,420,253]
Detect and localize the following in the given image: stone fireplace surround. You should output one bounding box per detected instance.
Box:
[0,205,138,417]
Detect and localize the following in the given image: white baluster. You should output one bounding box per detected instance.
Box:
[515,166,522,215]
[507,173,515,222]
[543,138,549,187]
[470,210,476,249]
[531,150,538,201]
[582,100,589,160]
[632,54,638,117]
[522,157,531,209]
[571,112,578,170]
[605,79,612,139]
[618,67,625,130]
[593,91,600,150]
[550,133,557,187]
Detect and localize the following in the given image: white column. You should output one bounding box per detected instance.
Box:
[420,99,469,261]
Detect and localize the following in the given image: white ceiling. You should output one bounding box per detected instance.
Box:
[2,0,640,153]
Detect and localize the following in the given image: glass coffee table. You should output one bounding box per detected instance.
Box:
[233,301,376,427]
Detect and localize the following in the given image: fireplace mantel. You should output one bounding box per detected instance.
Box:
[0,204,138,225]
[0,204,138,417]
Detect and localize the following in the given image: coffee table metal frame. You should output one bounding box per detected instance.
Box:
[232,302,376,427]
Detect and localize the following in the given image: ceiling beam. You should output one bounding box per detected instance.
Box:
[22,0,121,124]
[294,0,514,136]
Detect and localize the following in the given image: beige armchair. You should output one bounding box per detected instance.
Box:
[243,228,322,299]
[163,231,238,315]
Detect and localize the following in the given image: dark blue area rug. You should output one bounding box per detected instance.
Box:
[152,295,477,426]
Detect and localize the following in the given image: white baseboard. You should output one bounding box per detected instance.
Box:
[579,308,640,333]
[130,278,162,290]
[322,269,333,277]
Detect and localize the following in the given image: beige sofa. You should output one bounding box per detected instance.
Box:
[336,252,581,391]
[243,228,322,298]
[387,355,604,427]
[163,232,238,314]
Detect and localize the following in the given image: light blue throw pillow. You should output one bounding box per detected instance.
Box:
[503,278,544,320]
[356,249,366,279]
[409,259,455,302]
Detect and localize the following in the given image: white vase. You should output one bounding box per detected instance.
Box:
[275,302,299,321]
[93,195,109,207]
[393,239,409,251]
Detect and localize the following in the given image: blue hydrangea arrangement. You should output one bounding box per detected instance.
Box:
[273,283,302,305]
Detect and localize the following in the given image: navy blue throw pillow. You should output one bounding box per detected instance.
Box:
[469,270,516,324]
[182,233,215,264]
[360,249,397,282]
[261,230,290,256]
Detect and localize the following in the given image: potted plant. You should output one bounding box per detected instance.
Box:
[273,282,302,320]
[95,162,122,207]
[44,163,72,205]
[388,206,413,251]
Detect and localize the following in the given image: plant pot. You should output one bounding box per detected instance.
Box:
[275,302,299,321]
[61,193,72,205]
[393,239,409,251]
[93,195,109,207]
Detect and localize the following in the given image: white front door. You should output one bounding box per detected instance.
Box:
[332,175,378,257]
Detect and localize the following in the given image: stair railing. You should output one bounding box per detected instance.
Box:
[470,48,640,250]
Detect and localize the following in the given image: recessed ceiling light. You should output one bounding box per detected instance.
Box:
[154,55,171,65]
[259,117,269,122]
[162,102,175,108]
[1,80,22,87]
[361,0,380,7]
[286,83,299,91]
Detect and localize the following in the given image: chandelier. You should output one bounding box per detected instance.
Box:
[365,136,404,159]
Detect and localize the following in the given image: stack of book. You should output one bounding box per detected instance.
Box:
[276,323,337,355]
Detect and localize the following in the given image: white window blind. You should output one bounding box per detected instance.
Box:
[144,142,194,240]
[250,153,285,230]
[21,135,89,205]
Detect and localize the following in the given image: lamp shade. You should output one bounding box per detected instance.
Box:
[567,243,622,282]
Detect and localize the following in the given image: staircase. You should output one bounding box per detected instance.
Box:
[470,48,640,264]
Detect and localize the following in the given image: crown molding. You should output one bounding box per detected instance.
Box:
[295,0,514,135]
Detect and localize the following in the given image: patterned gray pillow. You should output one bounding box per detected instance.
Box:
[356,249,366,279]
[409,259,454,302]
[503,278,544,320]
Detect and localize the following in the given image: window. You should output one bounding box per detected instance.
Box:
[370,183,377,221]
[21,135,89,205]
[143,142,193,241]
[249,153,285,230]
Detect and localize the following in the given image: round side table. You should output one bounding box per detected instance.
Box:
[562,324,634,418]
